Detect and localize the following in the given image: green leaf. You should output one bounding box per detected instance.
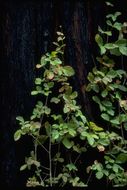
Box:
[52,130,59,140]
[47,82,54,88]
[57,158,64,163]
[92,96,101,104]
[68,128,76,137]
[20,164,27,171]
[80,115,87,124]
[31,91,38,95]
[63,105,70,113]
[89,122,103,131]
[101,89,108,97]
[66,163,78,171]
[16,116,24,123]
[87,72,94,82]
[104,43,118,49]
[62,138,74,149]
[50,97,60,104]
[41,55,47,66]
[105,1,114,7]
[98,138,110,146]
[107,109,115,116]
[63,66,75,77]
[100,46,106,55]
[116,153,127,164]
[106,12,121,22]
[119,114,127,123]
[98,26,112,36]
[70,91,78,99]
[101,113,110,121]
[115,39,127,46]
[77,182,87,187]
[44,107,51,115]
[14,130,22,141]
[102,100,112,107]
[92,84,99,93]
[73,145,81,153]
[124,122,127,131]
[110,48,121,56]
[51,58,62,65]
[103,170,109,176]
[51,51,57,57]
[35,78,42,85]
[106,20,112,27]
[109,173,115,180]
[113,22,123,31]
[30,122,41,130]
[114,11,121,18]
[95,34,103,47]
[107,69,117,78]
[87,135,95,146]
[118,84,127,92]
[110,118,120,125]
[119,47,127,56]
[96,171,104,179]
[113,164,119,173]
[70,177,80,186]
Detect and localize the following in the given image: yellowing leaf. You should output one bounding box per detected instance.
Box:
[89,122,103,131]
[46,72,54,80]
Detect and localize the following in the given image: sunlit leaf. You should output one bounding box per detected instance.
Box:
[14,130,22,141]
[20,164,27,171]
[87,135,95,146]
[119,47,127,56]
[96,171,104,179]
[89,122,103,131]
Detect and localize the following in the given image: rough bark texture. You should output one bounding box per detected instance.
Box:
[0,0,126,188]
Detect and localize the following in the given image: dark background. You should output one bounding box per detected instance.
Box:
[0,0,127,189]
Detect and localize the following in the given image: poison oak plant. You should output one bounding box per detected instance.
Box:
[14,2,127,186]
[86,1,127,187]
[14,31,90,187]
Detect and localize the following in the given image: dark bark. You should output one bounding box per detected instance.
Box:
[0,1,54,188]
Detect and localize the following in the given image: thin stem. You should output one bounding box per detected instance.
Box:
[31,134,49,153]
[53,144,60,179]
[40,96,49,125]
[74,153,82,164]
[40,165,50,171]
[49,125,52,186]
[121,124,126,147]
[86,170,93,186]
[34,140,37,160]
[42,172,50,176]
[118,105,126,147]
[34,141,44,185]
